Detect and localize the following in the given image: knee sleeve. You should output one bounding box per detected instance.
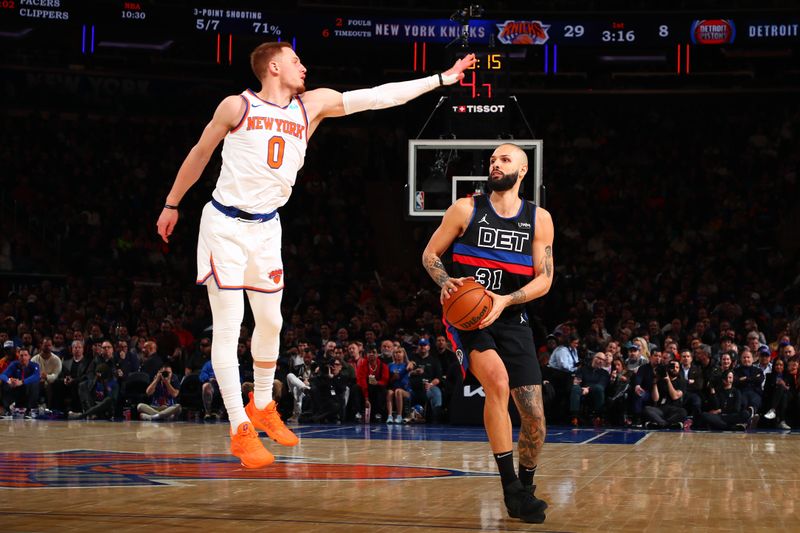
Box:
[247,290,282,362]
[207,285,244,370]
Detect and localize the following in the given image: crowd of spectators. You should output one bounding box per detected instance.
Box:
[1,87,798,430]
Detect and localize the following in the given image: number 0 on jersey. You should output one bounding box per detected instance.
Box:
[267,136,285,169]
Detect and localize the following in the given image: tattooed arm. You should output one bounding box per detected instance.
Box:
[423,254,451,288]
[517,207,555,301]
[479,207,555,328]
[422,198,475,304]
[511,385,546,469]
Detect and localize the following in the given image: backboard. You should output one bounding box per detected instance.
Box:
[407,139,542,218]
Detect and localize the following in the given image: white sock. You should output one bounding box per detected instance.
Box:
[254,365,275,410]
[215,365,249,432]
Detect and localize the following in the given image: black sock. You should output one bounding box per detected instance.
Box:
[494,451,518,488]
[519,464,537,486]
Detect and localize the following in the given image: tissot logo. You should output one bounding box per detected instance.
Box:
[452,105,506,114]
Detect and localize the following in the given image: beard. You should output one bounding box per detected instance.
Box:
[486,169,518,192]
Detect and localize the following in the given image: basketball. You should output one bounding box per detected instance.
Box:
[443,280,493,331]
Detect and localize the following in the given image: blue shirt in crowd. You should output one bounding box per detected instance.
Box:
[388,362,410,391]
[199,360,215,384]
[0,361,41,386]
[549,345,579,373]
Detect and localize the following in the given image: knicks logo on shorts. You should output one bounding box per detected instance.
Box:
[268,269,283,284]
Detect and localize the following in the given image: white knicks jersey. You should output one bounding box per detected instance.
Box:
[212,89,308,213]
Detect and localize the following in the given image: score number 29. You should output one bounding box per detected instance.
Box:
[563,25,585,37]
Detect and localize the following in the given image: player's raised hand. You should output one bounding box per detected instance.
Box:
[441,53,477,85]
[157,208,179,243]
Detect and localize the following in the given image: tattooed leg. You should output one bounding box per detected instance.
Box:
[511,384,546,468]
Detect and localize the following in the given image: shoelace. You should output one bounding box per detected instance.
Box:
[239,427,264,450]
[263,409,286,432]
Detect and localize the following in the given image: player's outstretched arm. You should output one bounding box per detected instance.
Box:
[422,198,474,304]
[301,54,476,133]
[156,95,244,243]
[479,208,555,328]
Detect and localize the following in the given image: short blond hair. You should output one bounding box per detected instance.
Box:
[633,337,650,359]
[250,42,292,81]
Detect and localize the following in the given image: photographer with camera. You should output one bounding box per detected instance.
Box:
[644,359,688,430]
[136,364,182,421]
[308,357,349,423]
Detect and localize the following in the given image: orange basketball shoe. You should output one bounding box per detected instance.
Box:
[230,422,275,468]
[245,392,300,447]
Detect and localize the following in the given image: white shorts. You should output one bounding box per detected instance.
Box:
[196,202,284,293]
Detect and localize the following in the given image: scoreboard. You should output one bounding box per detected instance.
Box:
[2,1,799,102]
[2,1,798,46]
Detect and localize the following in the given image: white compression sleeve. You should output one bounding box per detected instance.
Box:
[342,72,459,115]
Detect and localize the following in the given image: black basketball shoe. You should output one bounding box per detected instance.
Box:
[503,479,547,523]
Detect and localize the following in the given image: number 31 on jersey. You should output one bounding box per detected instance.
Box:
[475,268,503,290]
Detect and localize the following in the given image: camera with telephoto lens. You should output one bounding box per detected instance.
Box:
[161,371,169,378]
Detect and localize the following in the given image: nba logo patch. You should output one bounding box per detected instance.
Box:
[415,191,425,211]
[269,269,283,284]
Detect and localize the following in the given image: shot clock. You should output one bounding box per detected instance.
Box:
[451,49,510,100]
[460,51,502,99]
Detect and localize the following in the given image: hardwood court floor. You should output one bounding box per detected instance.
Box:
[1,419,799,532]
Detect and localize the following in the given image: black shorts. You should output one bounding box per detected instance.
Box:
[445,316,542,389]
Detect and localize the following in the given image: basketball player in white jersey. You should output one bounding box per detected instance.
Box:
[156,42,476,468]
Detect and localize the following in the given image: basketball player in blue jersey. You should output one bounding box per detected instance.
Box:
[156,41,476,468]
[422,143,554,523]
